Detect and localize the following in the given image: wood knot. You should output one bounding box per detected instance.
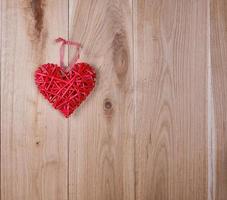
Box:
[104,101,112,110]
[112,31,129,81]
[31,0,45,39]
[103,98,113,116]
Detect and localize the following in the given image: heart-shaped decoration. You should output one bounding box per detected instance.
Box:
[35,62,96,117]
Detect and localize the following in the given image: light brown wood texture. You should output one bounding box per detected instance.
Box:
[1,0,227,200]
[1,1,69,200]
[211,0,227,200]
[68,1,134,199]
[134,0,208,200]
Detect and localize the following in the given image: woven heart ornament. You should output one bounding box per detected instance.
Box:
[35,38,96,117]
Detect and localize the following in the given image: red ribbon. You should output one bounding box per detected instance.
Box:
[55,37,81,68]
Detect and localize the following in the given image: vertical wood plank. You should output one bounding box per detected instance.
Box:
[1,1,68,200]
[210,0,227,199]
[68,0,135,200]
[134,0,208,199]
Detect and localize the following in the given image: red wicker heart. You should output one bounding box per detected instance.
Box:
[35,62,96,117]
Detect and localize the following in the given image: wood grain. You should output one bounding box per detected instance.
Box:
[68,0,135,200]
[134,0,208,199]
[2,0,227,199]
[211,0,227,199]
[1,0,68,200]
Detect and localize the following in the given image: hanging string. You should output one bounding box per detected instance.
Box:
[55,37,81,67]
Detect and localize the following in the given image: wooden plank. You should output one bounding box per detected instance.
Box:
[68,0,135,200]
[1,1,68,200]
[134,0,208,199]
[210,0,227,199]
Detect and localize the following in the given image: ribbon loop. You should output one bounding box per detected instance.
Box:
[55,37,81,67]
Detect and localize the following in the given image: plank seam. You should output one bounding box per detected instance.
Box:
[67,1,70,200]
[132,0,137,200]
[208,0,216,199]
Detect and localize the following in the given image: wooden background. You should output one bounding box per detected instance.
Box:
[1,0,227,200]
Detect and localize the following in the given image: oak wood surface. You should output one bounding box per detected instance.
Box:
[134,1,208,199]
[68,1,134,200]
[1,0,227,200]
[1,1,69,200]
[211,0,227,199]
